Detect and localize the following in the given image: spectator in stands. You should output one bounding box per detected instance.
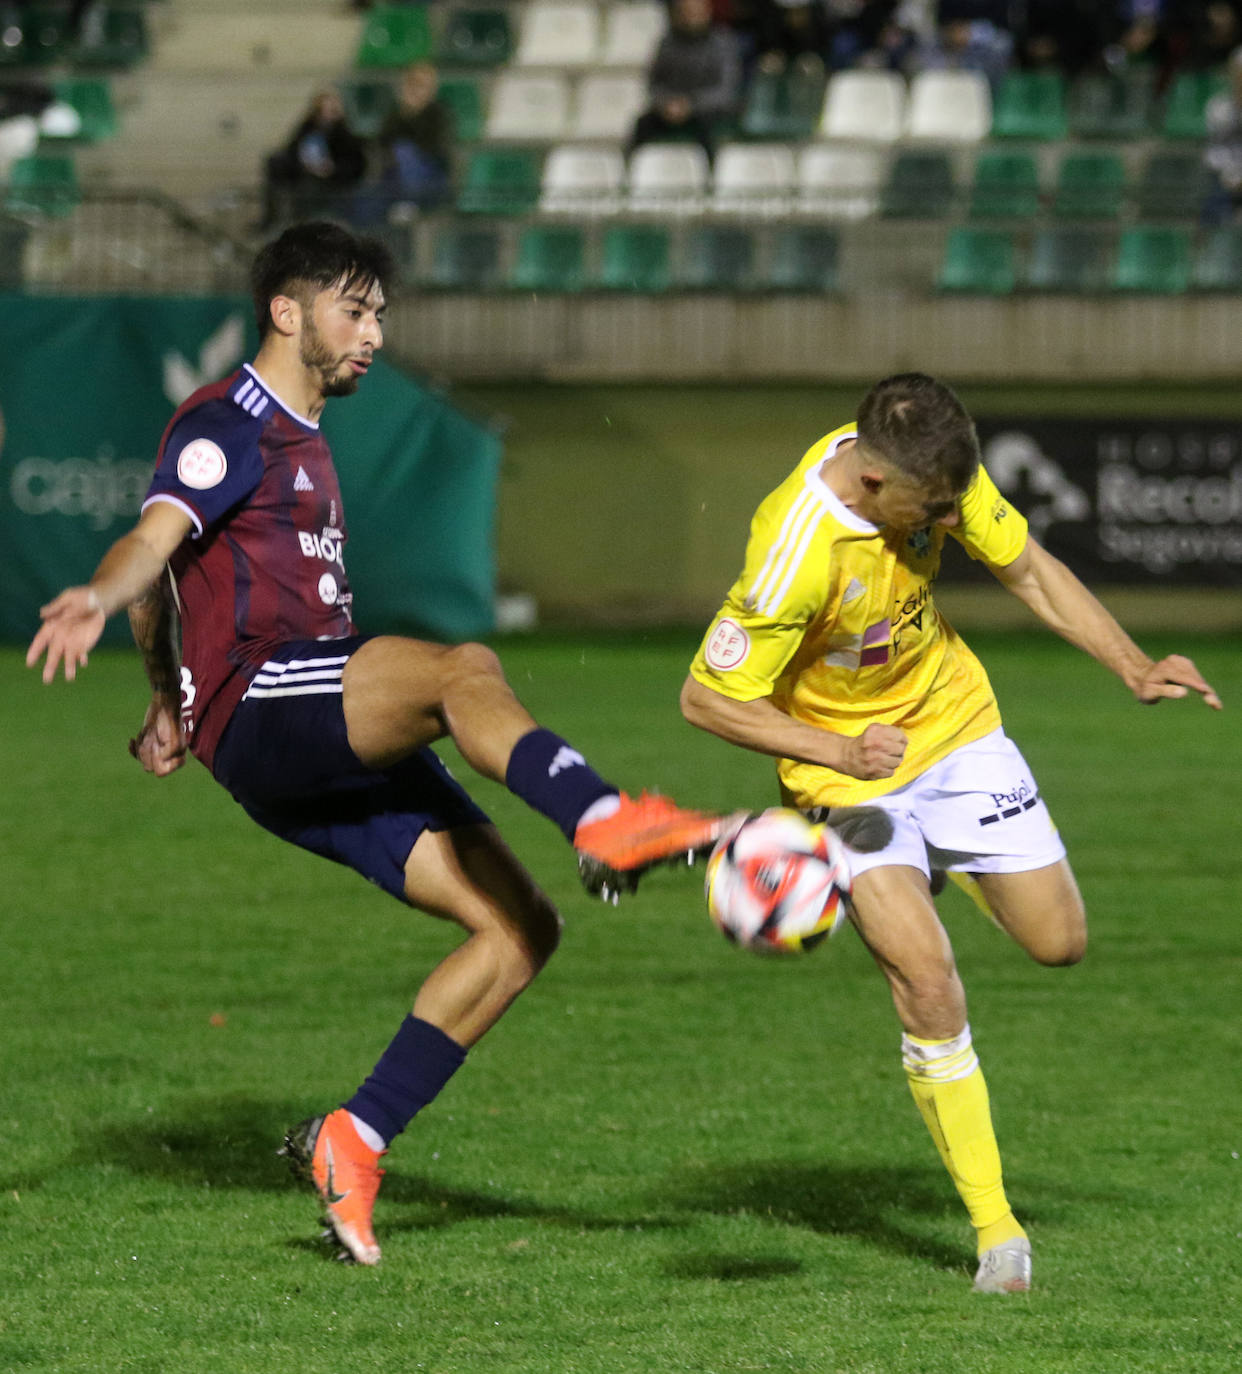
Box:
[374,63,454,215]
[752,0,833,74]
[906,0,1014,88]
[257,88,368,232]
[1014,0,1112,75]
[628,0,743,161]
[1203,44,1242,221]
[828,0,919,71]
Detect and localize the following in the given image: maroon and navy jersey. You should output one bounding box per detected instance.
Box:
[142,364,356,769]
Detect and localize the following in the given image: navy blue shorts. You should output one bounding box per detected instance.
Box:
[212,636,490,901]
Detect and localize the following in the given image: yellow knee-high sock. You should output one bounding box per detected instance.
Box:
[902,1025,1026,1256]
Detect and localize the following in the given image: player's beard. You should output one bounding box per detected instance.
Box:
[300,317,360,397]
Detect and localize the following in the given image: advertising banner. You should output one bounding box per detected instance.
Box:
[0,295,500,645]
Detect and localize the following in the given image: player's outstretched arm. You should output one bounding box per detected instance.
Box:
[127,570,187,777]
[26,502,193,684]
[990,536,1222,710]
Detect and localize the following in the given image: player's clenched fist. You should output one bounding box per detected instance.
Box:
[841,723,907,780]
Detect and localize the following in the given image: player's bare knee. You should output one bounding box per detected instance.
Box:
[443,641,506,690]
[1028,921,1087,967]
[514,892,562,972]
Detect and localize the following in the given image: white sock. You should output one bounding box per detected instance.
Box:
[349,1112,387,1153]
[578,792,622,827]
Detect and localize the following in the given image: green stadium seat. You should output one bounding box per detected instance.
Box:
[72,5,149,68]
[511,225,586,292]
[937,226,1017,294]
[356,4,433,68]
[438,77,484,142]
[968,151,1041,219]
[597,225,672,292]
[1068,67,1155,138]
[1134,150,1210,220]
[426,225,502,290]
[1052,151,1126,218]
[13,3,72,65]
[679,225,755,290]
[880,150,956,218]
[991,70,1068,139]
[340,78,396,138]
[1112,225,1192,292]
[1192,226,1242,290]
[1160,69,1228,139]
[765,225,840,292]
[4,154,81,218]
[437,8,513,67]
[50,78,118,142]
[739,67,827,140]
[1024,226,1113,291]
[458,147,542,214]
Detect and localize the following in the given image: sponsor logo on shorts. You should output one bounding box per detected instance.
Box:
[705,618,750,671]
[176,438,227,490]
[978,781,1040,826]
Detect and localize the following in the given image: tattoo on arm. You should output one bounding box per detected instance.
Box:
[128,568,181,697]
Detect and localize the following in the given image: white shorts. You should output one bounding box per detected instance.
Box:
[824,728,1067,881]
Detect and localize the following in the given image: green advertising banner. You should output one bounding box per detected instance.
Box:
[0,295,500,645]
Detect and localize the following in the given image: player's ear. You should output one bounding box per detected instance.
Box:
[268,294,301,338]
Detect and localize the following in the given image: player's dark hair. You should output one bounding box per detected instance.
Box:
[250,221,397,338]
[856,373,980,491]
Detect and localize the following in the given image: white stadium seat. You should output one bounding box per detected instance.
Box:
[904,70,993,142]
[599,2,666,67]
[797,143,884,219]
[626,142,709,215]
[484,72,571,141]
[540,144,626,214]
[514,1,601,66]
[710,142,796,216]
[818,70,906,142]
[570,72,647,140]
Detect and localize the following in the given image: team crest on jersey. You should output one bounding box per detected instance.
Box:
[176,438,227,490]
[705,618,750,671]
[318,573,339,605]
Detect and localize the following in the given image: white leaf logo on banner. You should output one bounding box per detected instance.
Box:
[162,314,246,406]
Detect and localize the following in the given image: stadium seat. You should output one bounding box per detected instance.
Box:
[679,224,756,290]
[439,77,484,142]
[12,2,72,65]
[511,224,586,291]
[1024,226,1113,291]
[1112,225,1192,292]
[514,1,599,67]
[539,144,625,214]
[426,225,503,290]
[1068,67,1155,138]
[880,150,955,218]
[599,2,665,66]
[3,153,81,218]
[49,78,117,142]
[797,143,884,220]
[765,225,840,291]
[710,143,795,216]
[819,70,906,142]
[1160,69,1228,139]
[458,147,543,213]
[1052,151,1126,218]
[436,8,513,67]
[937,226,1017,294]
[990,70,1068,139]
[1135,150,1211,219]
[1192,225,1242,290]
[484,72,571,141]
[626,142,709,215]
[741,67,827,140]
[355,4,432,68]
[340,78,396,139]
[968,150,1041,219]
[570,72,646,140]
[597,224,672,291]
[72,3,149,68]
[904,70,992,142]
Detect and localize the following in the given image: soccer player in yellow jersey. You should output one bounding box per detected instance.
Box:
[682,373,1222,1293]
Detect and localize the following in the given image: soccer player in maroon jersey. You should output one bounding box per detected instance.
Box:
[26,221,726,1266]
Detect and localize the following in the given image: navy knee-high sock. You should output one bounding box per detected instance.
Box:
[345,1015,466,1147]
[504,727,617,842]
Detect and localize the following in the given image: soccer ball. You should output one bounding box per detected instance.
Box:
[705,808,852,955]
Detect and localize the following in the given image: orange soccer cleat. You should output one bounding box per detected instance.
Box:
[280,1109,386,1265]
[574,790,731,903]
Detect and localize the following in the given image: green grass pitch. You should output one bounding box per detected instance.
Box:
[2,631,1240,1373]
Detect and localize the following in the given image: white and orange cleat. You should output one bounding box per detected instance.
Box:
[280,1109,386,1265]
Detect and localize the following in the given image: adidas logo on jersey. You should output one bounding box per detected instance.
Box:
[294,466,315,492]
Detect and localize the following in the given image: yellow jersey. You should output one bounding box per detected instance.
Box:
[689,423,1030,806]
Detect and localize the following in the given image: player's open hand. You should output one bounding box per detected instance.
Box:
[25,587,107,684]
[128,697,187,776]
[841,722,908,780]
[1134,654,1222,710]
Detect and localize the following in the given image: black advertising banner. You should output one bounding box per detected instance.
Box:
[970,418,1242,586]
